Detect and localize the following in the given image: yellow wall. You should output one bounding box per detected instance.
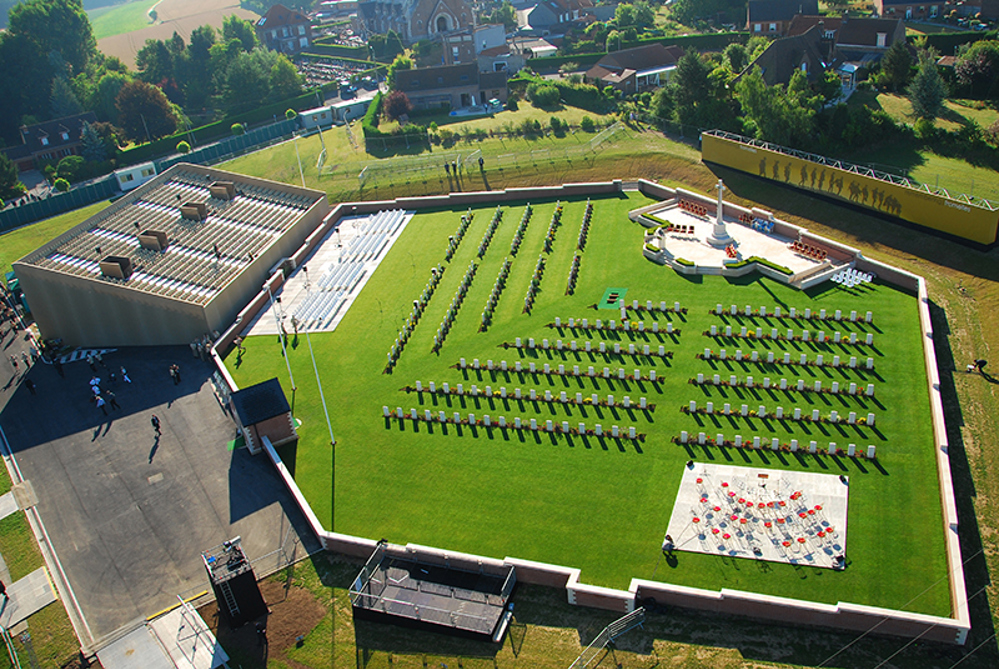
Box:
[701,133,999,245]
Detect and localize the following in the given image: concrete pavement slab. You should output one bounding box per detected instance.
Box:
[0,567,57,628]
[0,491,18,520]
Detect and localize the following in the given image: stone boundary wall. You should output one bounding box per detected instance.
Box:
[211,180,969,645]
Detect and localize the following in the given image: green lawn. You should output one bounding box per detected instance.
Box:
[227,192,950,617]
[0,201,110,276]
[87,0,159,40]
[0,455,83,667]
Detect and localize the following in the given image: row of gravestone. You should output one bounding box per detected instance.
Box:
[408,380,654,411]
[693,373,875,397]
[678,431,877,459]
[706,325,874,347]
[712,304,874,324]
[684,400,875,426]
[383,406,641,440]
[457,358,662,382]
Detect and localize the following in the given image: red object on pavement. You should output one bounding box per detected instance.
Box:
[798,537,806,543]
[693,517,700,523]
[696,478,703,483]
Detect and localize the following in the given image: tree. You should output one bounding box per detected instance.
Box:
[80,121,106,161]
[56,154,84,181]
[223,49,273,111]
[615,3,636,27]
[580,115,596,132]
[54,177,70,192]
[91,71,130,122]
[669,49,712,127]
[136,38,176,85]
[632,1,655,28]
[735,66,815,147]
[650,86,673,124]
[50,75,82,118]
[880,40,913,92]
[0,153,26,201]
[482,1,517,31]
[526,82,560,108]
[285,108,297,120]
[115,79,178,142]
[723,43,747,73]
[8,0,96,74]
[222,14,258,52]
[383,90,413,120]
[183,25,217,109]
[177,140,191,153]
[908,51,947,120]
[954,39,999,100]
[387,54,414,89]
[269,54,303,102]
[231,123,245,135]
[0,31,53,142]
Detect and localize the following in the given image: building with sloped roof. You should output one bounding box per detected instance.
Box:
[1,112,98,173]
[256,4,313,54]
[736,25,827,87]
[746,0,819,35]
[13,163,329,347]
[585,43,683,93]
[395,63,508,109]
[358,0,473,44]
[787,14,906,63]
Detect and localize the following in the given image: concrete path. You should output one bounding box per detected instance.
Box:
[0,567,57,628]
[0,491,18,521]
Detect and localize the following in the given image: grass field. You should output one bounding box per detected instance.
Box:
[227,191,950,617]
[87,0,159,40]
[0,201,110,276]
[3,119,999,666]
[0,458,84,668]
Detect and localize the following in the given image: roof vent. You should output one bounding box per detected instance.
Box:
[138,229,169,252]
[180,201,208,221]
[100,255,133,280]
[209,181,236,200]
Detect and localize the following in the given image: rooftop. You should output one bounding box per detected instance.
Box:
[20,165,325,306]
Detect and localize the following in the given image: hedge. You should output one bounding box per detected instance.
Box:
[361,91,383,137]
[526,32,748,74]
[726,256,793,275]
[310,38,371,60]
[118,89,320,166]
[910,30,998,56]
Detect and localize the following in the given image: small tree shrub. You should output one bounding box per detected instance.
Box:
[580,115,596,132]
[54,178,70,192]
[177,140,191,154]
[231,123,245,135]
[285,109,297,120]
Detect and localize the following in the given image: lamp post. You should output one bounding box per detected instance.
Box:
[302,266,336,447]
[266,283,296,408]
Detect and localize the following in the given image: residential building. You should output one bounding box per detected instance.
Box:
[394,63,508,110]
[517,0,594,35]
[256,4,313,54]
[441,23,507,65]
[787,15,906,63]
[746,0,820,36]
[358,0,473,44]
[1,112,98,173]
[736,25,826,87]
[874,0,943,19]
[585,43,683,94]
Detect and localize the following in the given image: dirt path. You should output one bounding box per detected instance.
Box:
[97,0,258,65]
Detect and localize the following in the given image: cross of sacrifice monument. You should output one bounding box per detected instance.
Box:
[706,178,734,247]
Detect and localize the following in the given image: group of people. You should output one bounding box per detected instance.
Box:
[89,366,127,415]
[189,331,220,361]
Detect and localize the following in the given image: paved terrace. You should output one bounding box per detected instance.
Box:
[644,204,847,274]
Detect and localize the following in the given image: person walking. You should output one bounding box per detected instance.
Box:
[9,356,18,374]
[151,415,161,435]
[87,354,96,372]
[24,379,35,395]
[0,579,7,600]
[107,390,120,410]
[96,395,108,415]
[121,366,131,383]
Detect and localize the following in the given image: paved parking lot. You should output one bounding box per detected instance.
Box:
[0,345,321,647]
